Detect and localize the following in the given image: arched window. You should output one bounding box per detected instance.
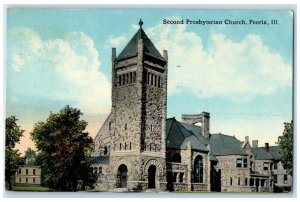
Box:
[151,74,154,85]
[147,72,150,85]
[194,156,203,183]
[125,143,127,150]
[109,122,111,130]
[130,72,132,83]
[119,75,121,86]
[120,143,122,150]
[129,142,132,150]
[125,123,127,130]
[158,77,161,88]
[126,73,129,84]
[133,72,136,83]
[103,146,108,155]
[154,75,157,87]
[122,74,125,85]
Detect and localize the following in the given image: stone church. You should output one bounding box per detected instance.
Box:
[89,20,292,192]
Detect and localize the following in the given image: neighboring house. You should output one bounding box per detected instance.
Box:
[266,145,292,192]
[15,166,41,185]
[89,20,292,192]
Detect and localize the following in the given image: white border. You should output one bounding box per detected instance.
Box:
[1,1,299,201]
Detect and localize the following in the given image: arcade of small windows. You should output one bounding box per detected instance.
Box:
[147,72,162,88]
[119,142,132,151]
[144,143,159,152]
[93,166,103,175]
[118,72,136,86]
[172,172,185,183]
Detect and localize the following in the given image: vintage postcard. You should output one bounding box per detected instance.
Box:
[4,7,294,195]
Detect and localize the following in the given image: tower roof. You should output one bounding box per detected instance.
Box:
[116,20,164,61]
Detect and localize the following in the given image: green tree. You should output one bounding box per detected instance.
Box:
[5,116,24,190]
[31,105,94,191]
[278,120,293,176]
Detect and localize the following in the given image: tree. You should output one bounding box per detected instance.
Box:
[31,105,94,191]
[5,116,24,190]
[278,120,293,176]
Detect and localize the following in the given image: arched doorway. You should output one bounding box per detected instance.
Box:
[194,155,203,183]
[117,164,128,188]
[148,165,156,188]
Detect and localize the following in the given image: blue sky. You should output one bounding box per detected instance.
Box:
[6,8,293,153]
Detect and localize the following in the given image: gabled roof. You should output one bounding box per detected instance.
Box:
[209,133,247,156]
[116,28,165,61]
[251,147,274,160]
[166,118,208,151]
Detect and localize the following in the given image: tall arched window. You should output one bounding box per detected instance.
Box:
[130,72,132,83]
[151,74,154,85]
[194,155,203,183]
[103,146,108,155]
[122,74,125,85]
[133,72,136,83]
[158,77,161,88]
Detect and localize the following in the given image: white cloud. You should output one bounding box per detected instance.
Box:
[7,26,111,114]
[145,19,292,102]
[108,36,127,47]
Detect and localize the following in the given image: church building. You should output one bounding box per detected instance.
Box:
[89,20,292,192]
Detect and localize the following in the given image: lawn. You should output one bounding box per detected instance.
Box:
[10,185,55,192]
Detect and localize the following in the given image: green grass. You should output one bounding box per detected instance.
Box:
[10,185,55,192]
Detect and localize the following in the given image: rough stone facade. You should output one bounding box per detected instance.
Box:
[89,22,292,193]
[91,26,168,191]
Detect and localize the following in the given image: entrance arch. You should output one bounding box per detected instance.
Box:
[117,164,128,188]
[148,165,156,188]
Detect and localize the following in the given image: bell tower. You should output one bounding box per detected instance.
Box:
[108,19,168,190]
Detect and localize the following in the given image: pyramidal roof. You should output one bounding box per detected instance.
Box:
[116,20,164,61]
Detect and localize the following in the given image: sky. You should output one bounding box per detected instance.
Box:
[5,8,293,154]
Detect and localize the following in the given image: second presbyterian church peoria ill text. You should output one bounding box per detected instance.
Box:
[163,19,278,25]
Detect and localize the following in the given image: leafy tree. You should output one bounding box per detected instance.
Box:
[5,116,24,190]
[278,120,293,176]
[31,105,94,191]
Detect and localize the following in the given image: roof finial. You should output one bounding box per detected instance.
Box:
[139,19,143,28]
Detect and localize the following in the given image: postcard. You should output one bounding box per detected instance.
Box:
[4,7,294,195]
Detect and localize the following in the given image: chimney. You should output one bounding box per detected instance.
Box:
[265,143,269,152]
[245,136,249,142]
[112,48,116,61]
[181,112,210,139]
[201,112,210,139]
[252,140,258,148]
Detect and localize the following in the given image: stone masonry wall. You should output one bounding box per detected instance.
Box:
[216,155,252,192]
